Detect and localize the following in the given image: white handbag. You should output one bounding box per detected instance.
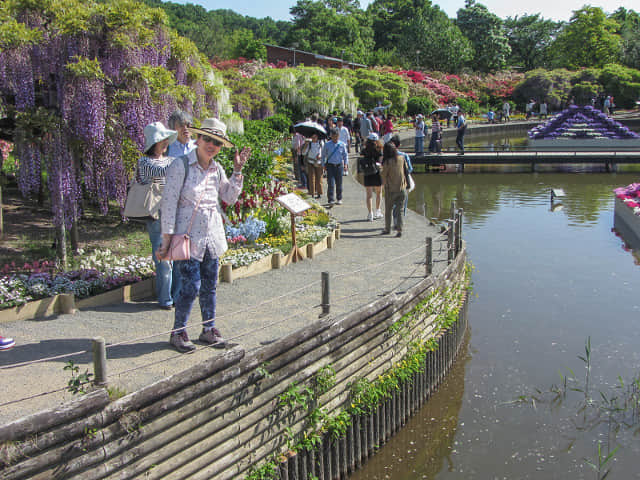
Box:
[123,181,162,219]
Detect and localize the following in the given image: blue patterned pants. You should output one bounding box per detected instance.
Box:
[173,248,218,332]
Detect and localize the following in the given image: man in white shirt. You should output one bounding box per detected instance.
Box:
[336,117,351,174]
[167,110,197,158]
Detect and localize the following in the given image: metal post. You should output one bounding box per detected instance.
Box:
[321,271,330,316]
[457,208,464,254]
[425,237,432,276]
[450,200,456,221]
[92,337,107,386]
[447,220,454,264]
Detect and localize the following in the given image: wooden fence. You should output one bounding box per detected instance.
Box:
[0,245,468,480]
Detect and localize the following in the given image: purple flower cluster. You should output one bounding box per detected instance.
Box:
[0,6,220,227]
[528,105,640,140]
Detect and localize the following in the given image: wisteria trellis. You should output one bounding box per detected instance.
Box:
[0,0,227,228]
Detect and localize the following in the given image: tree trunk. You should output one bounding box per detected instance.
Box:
[56,223,67,269]
[70,220,79,254]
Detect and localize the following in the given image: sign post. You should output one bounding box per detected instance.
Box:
[276,193,312,263]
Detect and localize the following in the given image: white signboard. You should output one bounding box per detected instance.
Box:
[276,193,312,215]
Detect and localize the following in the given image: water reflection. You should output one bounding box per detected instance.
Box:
[350,167,640,479]
[350,334,472,480]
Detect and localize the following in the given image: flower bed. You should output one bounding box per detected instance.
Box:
[0,249,155,310]
[614,183,640,215]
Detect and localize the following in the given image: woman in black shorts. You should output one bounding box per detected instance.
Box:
[359,133,384,221]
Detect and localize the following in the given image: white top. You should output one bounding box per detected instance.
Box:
[338,126,350,146]
[161,149,243,261]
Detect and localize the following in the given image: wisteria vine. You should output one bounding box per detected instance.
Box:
[0,0,227,227]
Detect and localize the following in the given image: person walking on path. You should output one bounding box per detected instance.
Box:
[336,117,351,162]
[428,113,442,154]
[456,110,467,155]
[539,101,548,119]
[414,114,426,155]
[291,128,306,186]
[322,128,348,205]
[359,133,384,221]
[390,134,412,218]
[380,141,407,237]
[167,110,196,158]
[301,133,324,199]
[0,335,15,350]
[502,101,511,122]
[157,117,251,353]
[138,122,181,310]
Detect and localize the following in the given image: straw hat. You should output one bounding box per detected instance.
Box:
[143,122,177,154]
[188,117,234,148]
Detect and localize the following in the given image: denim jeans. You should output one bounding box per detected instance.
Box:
[146,218,181,306]
[414,136,424,154]
[456,130,466,153]
[173,248,219,332]
[326,163,343,202]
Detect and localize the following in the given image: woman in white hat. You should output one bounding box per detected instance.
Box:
[138,121,180,310]
[158,118,250,353]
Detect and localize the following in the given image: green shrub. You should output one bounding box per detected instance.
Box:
[407,96,436,116]
[456,97,480,115]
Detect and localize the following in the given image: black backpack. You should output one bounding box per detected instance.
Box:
[359,154,379,176]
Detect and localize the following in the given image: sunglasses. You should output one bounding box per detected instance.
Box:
[201,136,223,147]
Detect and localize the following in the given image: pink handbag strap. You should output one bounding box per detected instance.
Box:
[184,165,214,236]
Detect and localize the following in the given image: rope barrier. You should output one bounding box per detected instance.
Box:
[0,227,450,373]
[0,349,90,371]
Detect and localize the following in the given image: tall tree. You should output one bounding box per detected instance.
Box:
[287,0,374,65]
[550,6,621,68]
[367,0,472,72]
[505,14,560,71]
[610,7,640,69]
[456,0,511,72]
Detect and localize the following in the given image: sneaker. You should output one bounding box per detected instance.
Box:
[328,199,335,205]
[0,336,15,351]
[199,327,226,348]
[367,212,374,222]
[159,304,173,310]
[170,331,196,353]
[396,231,402,238]
[336,200,342,205]
[374,209,383,219]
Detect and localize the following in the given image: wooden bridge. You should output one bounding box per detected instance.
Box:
[410,150,640,172]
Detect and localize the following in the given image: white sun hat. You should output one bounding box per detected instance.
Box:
[143,122,177,154]
[187,117,235,148]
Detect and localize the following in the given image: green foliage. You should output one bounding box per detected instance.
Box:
[368,0,472,72]
[349,69,408,115]
[245,460,279,480]
[504,14,560,71]
[456,0,511,72]
[598,63,640,108]
[550,6,621,69]
[63,360,94,395]
[456,96,480,115]
[313,364,336,396]
[287,0,374,65]
[407,96,437,116]
[512,68,574,109]
[65,56,106,80]
[264,113,292,133]
[277,382,314,411]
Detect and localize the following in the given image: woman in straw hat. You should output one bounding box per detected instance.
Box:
[138,121,180,310]
[158,118,251,353]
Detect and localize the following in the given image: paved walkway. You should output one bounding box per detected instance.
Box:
[0,157,449,424]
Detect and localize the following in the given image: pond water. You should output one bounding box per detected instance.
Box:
[351,137,640,479]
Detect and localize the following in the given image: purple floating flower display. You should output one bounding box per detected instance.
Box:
[528,106,640,140]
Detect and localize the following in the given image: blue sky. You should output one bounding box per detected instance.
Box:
[173,0,640,22]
